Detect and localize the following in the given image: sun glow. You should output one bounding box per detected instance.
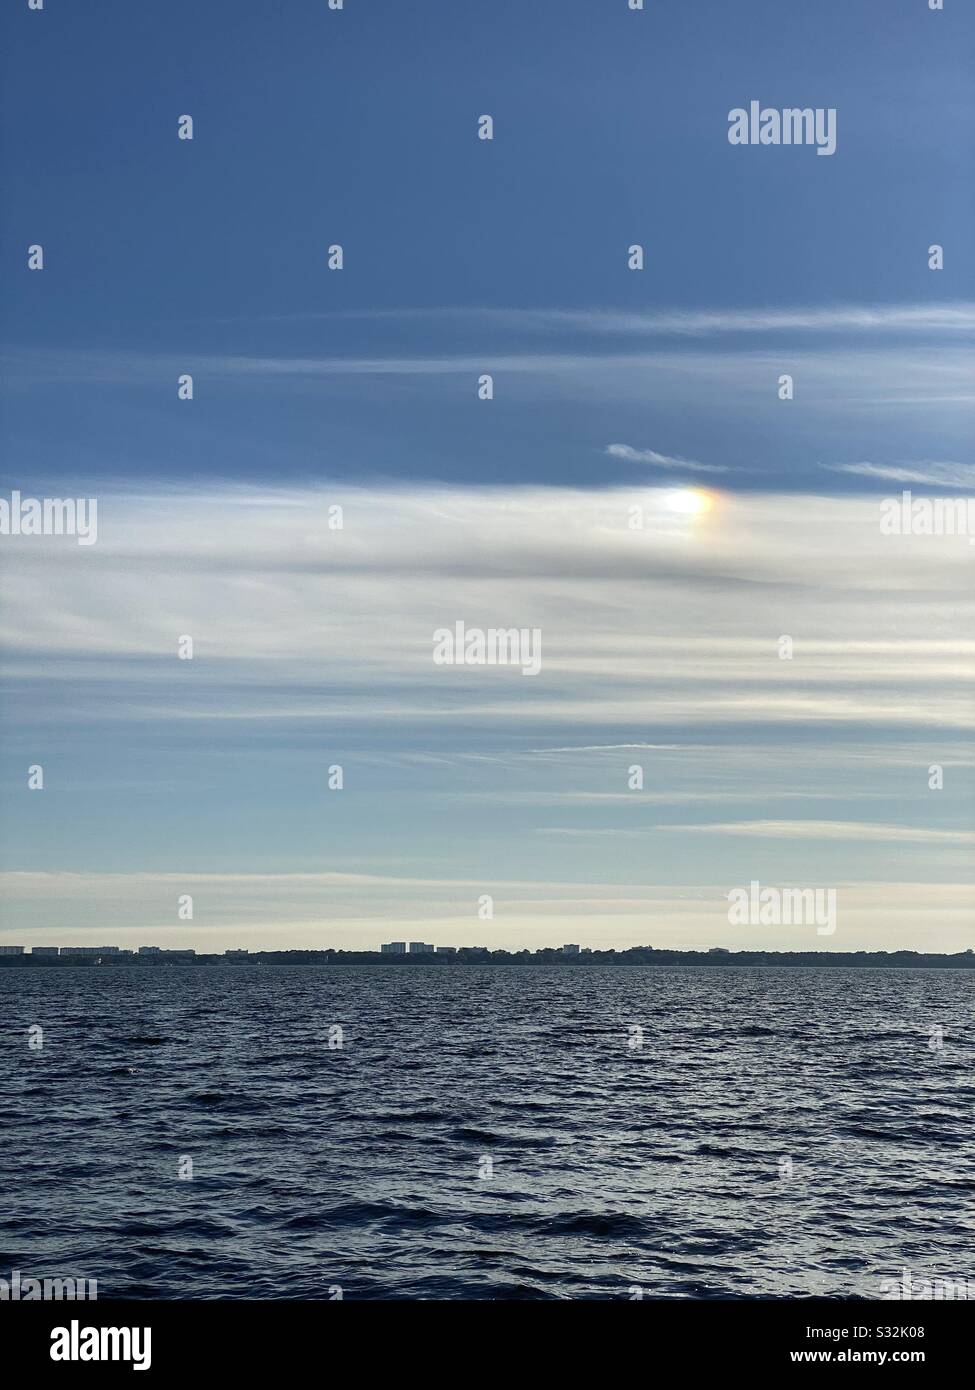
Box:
[667,487,715,516]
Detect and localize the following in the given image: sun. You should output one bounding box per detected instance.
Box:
[668,487,715,516]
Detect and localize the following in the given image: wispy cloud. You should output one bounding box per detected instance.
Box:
[4,343,973,419]
[198,302,975,339]
[661,820,975,845]
[823,461,975,489]
[463,302,975,338]
[605,444,727,474]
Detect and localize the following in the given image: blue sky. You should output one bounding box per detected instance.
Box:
[1,0,973,950]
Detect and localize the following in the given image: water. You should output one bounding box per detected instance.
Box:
[1,965,972,1300]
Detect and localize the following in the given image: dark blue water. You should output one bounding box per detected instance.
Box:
[1,965,972,1299]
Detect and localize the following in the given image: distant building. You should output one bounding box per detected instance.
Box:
[708,947,730,955]
[457,946,489,957]
[32,947,60,956]
[562,944,581,955]
[138,946,161,955]
[380,942,407,955]
[61,946,120,957]
[435,946,457,955]
[580,947,592,955]
[409,942,435,955]
[0,945,25,955]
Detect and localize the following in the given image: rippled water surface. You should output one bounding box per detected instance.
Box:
[1,965,972,1299]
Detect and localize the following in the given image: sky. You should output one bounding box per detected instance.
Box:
[1,0,973,952]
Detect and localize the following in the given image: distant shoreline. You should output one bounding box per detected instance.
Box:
[1,947,973,970]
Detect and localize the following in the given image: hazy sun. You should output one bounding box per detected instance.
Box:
[668,487,715,516]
